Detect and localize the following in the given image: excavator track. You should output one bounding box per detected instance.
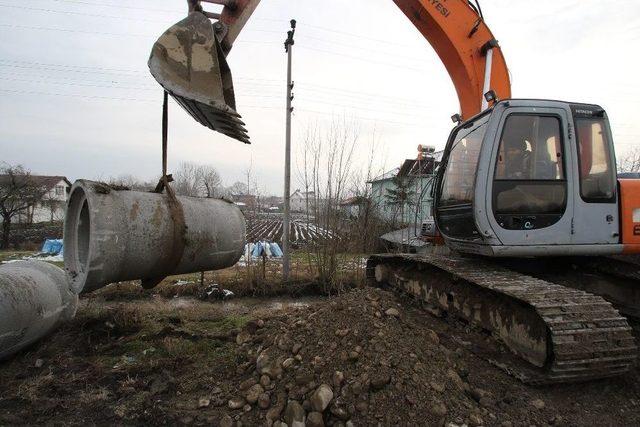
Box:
[520,256,640,318]
[367,253,637,385]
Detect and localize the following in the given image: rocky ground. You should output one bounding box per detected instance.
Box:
[1,286,639,426]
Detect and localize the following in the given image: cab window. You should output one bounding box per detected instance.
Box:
[439,114,489,207]
[437,113,490,240]
[492,115,567,230]
[575,118,616,202]
[495,115,565,181]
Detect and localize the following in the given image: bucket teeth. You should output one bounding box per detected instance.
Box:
[148,12,251,144]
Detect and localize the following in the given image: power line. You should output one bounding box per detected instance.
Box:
[0,22,152,37]
[296,82,432,108]
[0,75,440,118]
[42,0,288,21]
[0,88,156,102]
[36,0,413,51]
[0,88,431,129]
[0,71,437,114]
[0,59,430,106]
[0,3,288,33]
[0,62,147,76]
[0,23,429,73]
[293,107,427,129]
[0,3,174,24]
[44,0,185,14]
[0,76,156,91]
[298,46,428,74]
[295,97,438,120]
[303,23,421,49]
[0,58,145,74]
[296,34,426,63]
[5,59,632,125]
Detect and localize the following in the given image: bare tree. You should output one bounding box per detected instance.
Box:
[228,181,248,196]
[0,164,47,249]
[297,117,360,293]
[40,195,65,224]
[346,128,388,253]
[173,162,223,198]
[173,162,200,197]
[618,148,640,174]
[200,166,222,198]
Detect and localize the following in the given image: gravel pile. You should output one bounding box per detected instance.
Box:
[223,288,510,427]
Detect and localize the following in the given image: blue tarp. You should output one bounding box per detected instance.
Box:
[270,243,283,257]
[263,241,272,257]
[41,239,63,255]
[244,241,283,259]
[251,241,263,257]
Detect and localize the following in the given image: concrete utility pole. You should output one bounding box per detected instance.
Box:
[282,19,296,281]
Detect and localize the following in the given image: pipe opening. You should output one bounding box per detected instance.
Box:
[64,186,90,294]
[77,201,90,269]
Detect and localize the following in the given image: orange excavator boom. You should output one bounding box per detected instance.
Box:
[391,0,511,119]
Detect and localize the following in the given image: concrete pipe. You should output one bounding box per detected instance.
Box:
[0,261,78,360]
[64,180,246,293]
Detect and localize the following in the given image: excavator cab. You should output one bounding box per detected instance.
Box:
[435,99,640,257]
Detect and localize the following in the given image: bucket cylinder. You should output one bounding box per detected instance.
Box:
[0,261,78,360]
[63,180,246,293]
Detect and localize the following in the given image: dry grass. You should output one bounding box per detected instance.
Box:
[15,370,56,403]
[0,296,266,424]
[88,252,367,302]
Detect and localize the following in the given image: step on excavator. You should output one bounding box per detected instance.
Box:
[148,0,640,383]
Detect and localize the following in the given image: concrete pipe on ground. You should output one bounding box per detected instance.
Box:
[64,180,246,293]
[0,261,78,360]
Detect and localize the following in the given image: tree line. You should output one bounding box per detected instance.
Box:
[108,162,249,199]
[0,161,249,249]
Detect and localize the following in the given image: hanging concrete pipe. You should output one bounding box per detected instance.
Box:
[0,261,78,360]
[63,180,246,293]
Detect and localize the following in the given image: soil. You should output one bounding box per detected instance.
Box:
[0,287,639,426]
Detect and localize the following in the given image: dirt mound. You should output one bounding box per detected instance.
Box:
[230,287,472,426]
[201,288,640,427]
[1,288,639,426]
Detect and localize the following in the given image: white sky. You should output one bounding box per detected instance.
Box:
[1,0,639,195]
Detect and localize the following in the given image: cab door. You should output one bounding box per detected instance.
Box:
[485,107,575,246]
[570,106,620,244]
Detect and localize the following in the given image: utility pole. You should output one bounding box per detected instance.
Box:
[282,19,296,281]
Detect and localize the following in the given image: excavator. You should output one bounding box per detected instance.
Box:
[148,0,640,384]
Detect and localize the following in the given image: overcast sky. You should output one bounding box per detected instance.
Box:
[1,0,639,195]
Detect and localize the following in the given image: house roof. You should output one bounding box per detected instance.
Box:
[31,176,72,190]
[291,189,315,197]
[369,168,399,183]
[0,174,70,191]
[369,151,444,183]
[340,196,368,206]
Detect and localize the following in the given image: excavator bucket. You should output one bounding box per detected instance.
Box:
[148,12,250,144]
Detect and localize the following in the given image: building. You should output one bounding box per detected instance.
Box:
[232,194,257,210]
[290,189,315,213]
[369,152,442,226]
[261,195,284,212]
[15,176,72,224]
[339,196,369,219]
